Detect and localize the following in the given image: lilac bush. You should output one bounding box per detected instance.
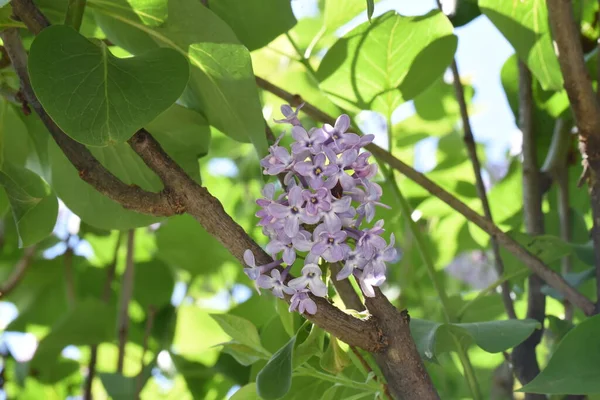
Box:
[243,104,400,314]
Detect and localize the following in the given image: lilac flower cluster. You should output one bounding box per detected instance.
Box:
[243,104,399,315]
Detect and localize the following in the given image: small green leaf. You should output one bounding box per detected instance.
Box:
[256,335,296,400]
[509,231,572,264]
[317,10,457,118]
[320,336,351,374]
[210,313,269,355]
[479,0,563,90]
[294,325,325,368]
[230,383,260,400]
[221,342,269,366]
[410,318,540,361]
[519,314,600,394]
[0,162,58,247]
[133,260,175,309]
[99,362,154,400]
[276,299,295,337]
[366,0,374,21]
[28,25,189,146]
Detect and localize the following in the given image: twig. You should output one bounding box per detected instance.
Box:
[547,0,600,314]
[135,306,156,399]
[329,263,365,312]
[63,246,76,308]
[255,76,596,316]
[350,346,391,400]
[0,246,36,298]
[511,63,545,397]
[84,233,123,400]
[116,229,135,374]
[449,59,516,319]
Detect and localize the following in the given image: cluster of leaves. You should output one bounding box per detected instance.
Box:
[0,0,599,399]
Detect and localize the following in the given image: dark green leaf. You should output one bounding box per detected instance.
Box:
[210,0,296,51]
[0,162,57,247]
[366,0,374,21]
[256,335,296,400]
[519,314,600,394]
[317,10,457,118]
[480,0,563,90]
[99,362,154,400]
[133,259,175,309]
[445,0,481,27]
[91,0,268,155]
[28,25,188,146]
[410,318,540,361]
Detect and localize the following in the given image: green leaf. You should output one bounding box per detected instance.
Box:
[156,214,234,274]
[90,0,268,155]
[210,313,269,355]
[31,298,115,367]
[0,99,30,168]
[221,342,269,366]
[323,0,381,34]
[509,231,572,264]
[445,0,481,27]
[28,25,189,146]
[276,299,296,337]
[99,362,154,400]
[519,314,600,394]
[320,336,351,374]
[366,0,374,21]
[294,325,325,368]
[133,259,175,309]
[410,318,541,361]
[0,162,58,247]
[317,10,457,118]
[209,0,296,51]
[231,383,260,400]
[480,0,563,90]
[541,267,595,300]
[256,335,296,400]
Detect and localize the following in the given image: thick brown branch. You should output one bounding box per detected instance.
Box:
[0,246,36,299]
[512,63,545,397]
[450,59,516,320]
[547,0,600,314]
[128,130,384,352]
[256,76,596,316]
[0,28,175,218]
[329,263,365,312]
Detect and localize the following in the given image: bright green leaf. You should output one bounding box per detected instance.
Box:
[0,162,58,247]
[480,0,563,90]
[294,325,325,368]
[519,314,600,394]
[410,318,540,361]
[320,336,351,374]
[28,25,189,146]
[210,313,269,355]
[231,383,260,400]
[256,335,296,400]
[317,10,457,118]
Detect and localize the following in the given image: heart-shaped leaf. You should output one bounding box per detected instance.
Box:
[519,314,600,395]
[28,25,189,146]
[0,162,58,247]
[256,335,296,400]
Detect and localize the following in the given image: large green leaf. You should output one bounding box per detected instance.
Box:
[209,0,296,51]
[28,25,188,146]
[156,214,234,274]
[0,99,30,168]
[99,363,154,400]
[256,336,296,400]
[519,314,600,394]
[49,105,209,230]
[317,10,457,118]
[480,0,563,91]
[410,318,540,361]
[0,162,57,247]
[90,0,268,155]
[133,259,175,309]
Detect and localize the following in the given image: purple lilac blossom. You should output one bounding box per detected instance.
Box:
[243,105,402,315]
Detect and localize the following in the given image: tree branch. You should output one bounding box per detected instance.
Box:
[329,262,365,312]
[0,246,36,299]
[116,229,135,374]
[255,76,596,316]
[547,0,600,314]
[449,59,516,320]
[511,63,545,397]
[84,233,122,400]
[0,28,177,218]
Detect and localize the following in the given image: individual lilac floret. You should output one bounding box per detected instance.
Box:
[274,103,304,126]
[257,269,295,299]
[289,289,317,315]
[288,264,328,297]
[243,104,402,314]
